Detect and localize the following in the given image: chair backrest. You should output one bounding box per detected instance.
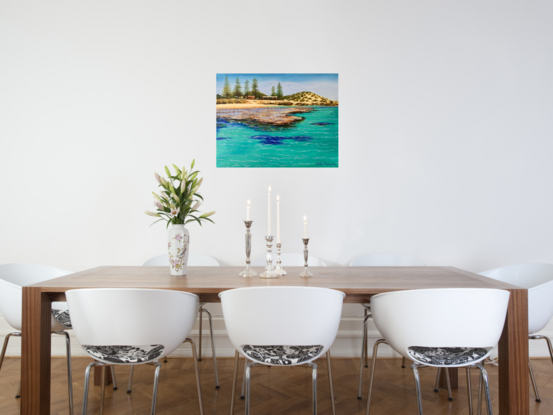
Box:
[66,288,198,362]
[0,263,71,331]
[220,286,344,361]
[349,254,427,266]
[480,263,553,334]
[251,253,326,267]
[370,288,510,364]
[143,252,220,267]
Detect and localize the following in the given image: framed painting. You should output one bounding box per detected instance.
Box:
[216,73,338,168]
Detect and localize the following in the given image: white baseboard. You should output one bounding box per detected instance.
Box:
[1,315,552,359]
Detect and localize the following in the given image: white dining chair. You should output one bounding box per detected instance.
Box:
[221,286,344,415]
[366,288,510,415]
[480,263,553,402]
[142,252,220,389]
[251,253,327,267]
[238,255,328,400]
[350,254,428,399]
[66,288,203,415]
[0,263,75,415]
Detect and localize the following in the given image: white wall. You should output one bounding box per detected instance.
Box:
[1,0,553,357]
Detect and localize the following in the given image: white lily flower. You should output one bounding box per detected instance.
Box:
[192,201,202,211]
[170,207,180,217]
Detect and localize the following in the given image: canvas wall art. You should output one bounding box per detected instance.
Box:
[216,73,338,168]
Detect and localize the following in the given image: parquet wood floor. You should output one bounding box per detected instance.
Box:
[1,357,551,415]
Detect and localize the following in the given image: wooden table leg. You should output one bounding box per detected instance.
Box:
[21,288,52,415]
[94,366,113,386]
[499,288,529,415]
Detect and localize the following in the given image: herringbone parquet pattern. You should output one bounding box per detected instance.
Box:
[1,357,552,415]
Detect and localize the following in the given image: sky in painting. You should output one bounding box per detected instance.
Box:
[216,73,339,101]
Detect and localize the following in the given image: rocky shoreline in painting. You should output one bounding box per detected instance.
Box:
[217,107,314,127]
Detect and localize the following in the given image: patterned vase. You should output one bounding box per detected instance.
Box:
[167,224,190,276]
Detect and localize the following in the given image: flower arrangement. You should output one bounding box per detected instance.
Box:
[145,160,215,227]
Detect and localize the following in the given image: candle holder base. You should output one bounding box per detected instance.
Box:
[274,267,287,276]
[259,269,280,279]
[299,268,313,278]
[240,264,258,278]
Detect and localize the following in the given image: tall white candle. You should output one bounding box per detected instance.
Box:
[303,215,308,238]
[247,200,251,221]
[277,195,281,243]
[268,186,271,235]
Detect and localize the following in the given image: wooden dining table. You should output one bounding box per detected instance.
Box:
[21,265,528,414]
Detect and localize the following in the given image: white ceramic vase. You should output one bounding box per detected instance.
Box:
[167,224,190,276]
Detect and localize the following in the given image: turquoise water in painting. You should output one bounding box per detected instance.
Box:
[216,107,338,168]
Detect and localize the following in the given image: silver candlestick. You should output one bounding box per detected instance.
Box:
[260,235,279,278]
[299,238,313,277]
[274,243,287,275]
[239,221,257,277]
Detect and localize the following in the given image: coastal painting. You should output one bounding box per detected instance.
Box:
[216,73,338,168]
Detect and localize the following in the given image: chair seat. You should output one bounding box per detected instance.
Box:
[407,346,488,366]
[243,345,323,365]
[83,344,164,364]
[52,309,72,329]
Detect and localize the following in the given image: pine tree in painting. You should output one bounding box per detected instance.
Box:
[276,82,283,99]
[252,78,259,98]
[271,86,275,96]
[233,78,242,97]
[244,80,250,96]
[223,75,232,98]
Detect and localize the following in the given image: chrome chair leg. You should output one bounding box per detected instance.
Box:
[529,360,541,402]
[364,308,369,368]
[309,362,318,415]
[54,331,74,415]
[357,314,370,399]
[185,338,204,415]
[434,367,441,392]
[401,357,406,368]
[432,366,452,401]
[230,351,240,415]
[466,367,473,415]
[198,305,204,361]
[0,332,21,398]
[241,357,247,399]
[444,367,453,401]
[245,361,254,415]
[111,366,118,390]
[477,363,492,415]
[82,361,99,415]
[411,363,424,415]
[365,339,387,415]
[127,365,134,393]
[100,365,106,415]
[151,361,162,415]
[477,370,483,415]
[326,351,335,415]
[203,307,220,388]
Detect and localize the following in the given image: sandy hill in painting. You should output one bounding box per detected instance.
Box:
[283,91,338,106]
